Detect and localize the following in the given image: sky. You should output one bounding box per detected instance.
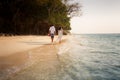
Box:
[70,0,120,34]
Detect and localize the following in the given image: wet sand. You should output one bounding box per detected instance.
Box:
[0,36,67,80]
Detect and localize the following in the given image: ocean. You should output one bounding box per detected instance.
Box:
[58,34,120,80]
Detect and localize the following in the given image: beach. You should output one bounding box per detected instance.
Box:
[0,34,120,80]
[0,35,67,80]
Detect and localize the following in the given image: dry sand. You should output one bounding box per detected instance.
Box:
[0,35,67,80]
[0,36,51,56]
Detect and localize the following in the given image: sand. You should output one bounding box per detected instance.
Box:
[0,35,67,80]
[0,36,51,56]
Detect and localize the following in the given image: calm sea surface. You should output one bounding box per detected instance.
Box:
[58,34,120,80]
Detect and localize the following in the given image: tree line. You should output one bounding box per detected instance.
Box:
[0,0,81,35]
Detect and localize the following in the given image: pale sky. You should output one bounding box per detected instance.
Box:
[70,0,120,34]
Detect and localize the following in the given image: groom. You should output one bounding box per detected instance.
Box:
[49,25,56,43]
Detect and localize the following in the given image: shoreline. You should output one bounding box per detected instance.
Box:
[0,35,68,80]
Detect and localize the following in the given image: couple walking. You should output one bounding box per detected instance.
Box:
[49,25,63,43]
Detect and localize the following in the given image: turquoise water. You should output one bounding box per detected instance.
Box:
[58,34,120,80]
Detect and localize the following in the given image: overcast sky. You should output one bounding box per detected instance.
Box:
[70,0,120,33]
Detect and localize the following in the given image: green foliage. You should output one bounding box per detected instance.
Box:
[0,0,80,35]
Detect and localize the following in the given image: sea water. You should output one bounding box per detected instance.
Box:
[58,34,120,80]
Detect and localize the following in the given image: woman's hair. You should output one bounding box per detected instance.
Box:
[58,27,62,30]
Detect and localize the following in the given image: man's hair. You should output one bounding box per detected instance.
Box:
[51,24,54,26]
